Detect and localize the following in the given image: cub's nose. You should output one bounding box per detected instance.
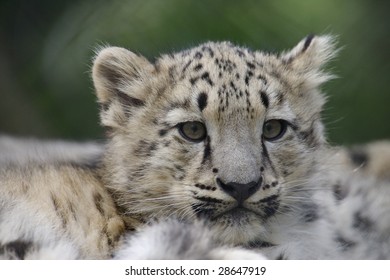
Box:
[217,177,262,204]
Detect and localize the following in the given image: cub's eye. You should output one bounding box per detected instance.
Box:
[263,119,287,141]
[178,121,207,142]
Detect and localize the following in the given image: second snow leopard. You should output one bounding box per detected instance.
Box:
[0,35,389,259]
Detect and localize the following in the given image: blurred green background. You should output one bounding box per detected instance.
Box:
[0,0,389,145]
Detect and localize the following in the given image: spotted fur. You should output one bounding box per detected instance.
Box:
[1,35,389,259]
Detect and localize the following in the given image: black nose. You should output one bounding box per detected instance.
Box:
[217,177,262,204]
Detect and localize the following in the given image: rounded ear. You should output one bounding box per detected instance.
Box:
[92,46,153,106]
[281,35,338,86]
[92,46,154,130]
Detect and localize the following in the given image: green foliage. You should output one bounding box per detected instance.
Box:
[0,0,389,143]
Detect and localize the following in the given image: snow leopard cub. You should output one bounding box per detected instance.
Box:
[1,35,389,259]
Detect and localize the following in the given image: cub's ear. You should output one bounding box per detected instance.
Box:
[281,34,338,86]
[92,47,154,130]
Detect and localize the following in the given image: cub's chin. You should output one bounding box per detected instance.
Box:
[208,210,267,246]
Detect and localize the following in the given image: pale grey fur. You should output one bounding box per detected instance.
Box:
[0,135,103,165]
[115,219,265,260]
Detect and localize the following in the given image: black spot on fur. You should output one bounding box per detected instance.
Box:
[230,81,237,92]
[197,92,208,112]
[257,74,268,84]
[201,72,214,86]
[0,240,33,259]
[260,91,269,108]
[349,148,369,167]
[194,52,202,59]
[190,76,199,85]
[353,212,373,232]
[246,62,255,69]
[244,70,253,85]
[159,129,168,137]
[193,64,203,71]
[335,235,356,251]
[212,168,219,173]
[303,34,315,52]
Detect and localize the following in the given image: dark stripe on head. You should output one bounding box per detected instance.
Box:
[260,91,269,108]
[197,92,208,112]
[261,141,276,174]
[202,136,211,164]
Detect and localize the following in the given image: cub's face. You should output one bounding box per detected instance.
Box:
[93,36,335,245]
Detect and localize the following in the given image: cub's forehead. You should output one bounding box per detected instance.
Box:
[158,41,277,81]
[155,42,286,121]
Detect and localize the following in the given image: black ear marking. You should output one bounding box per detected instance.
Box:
[96,63,124,87]
[197,92,208,112]
[302,34,315,52]
[117,91,145,108]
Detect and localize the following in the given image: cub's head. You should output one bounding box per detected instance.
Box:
[93,35,336,245]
